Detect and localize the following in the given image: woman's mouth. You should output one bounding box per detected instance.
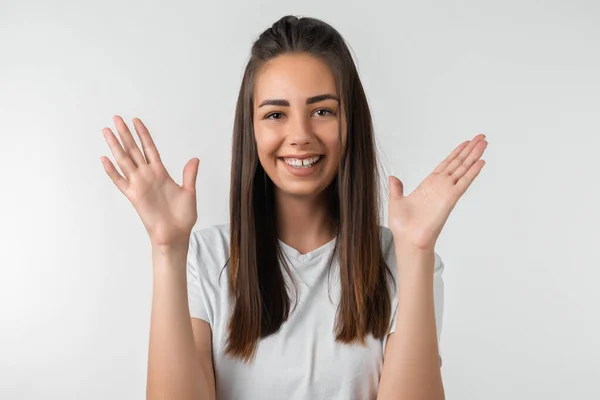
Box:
[278,155,325,176]
[279,155,323,168]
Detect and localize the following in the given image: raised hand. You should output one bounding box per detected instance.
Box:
[100,115,200,248]
[388,134,488,251]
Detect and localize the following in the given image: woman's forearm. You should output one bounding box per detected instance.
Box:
[146,244,210,400]
[378,245,444,400]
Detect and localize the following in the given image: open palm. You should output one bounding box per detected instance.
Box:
[388,134,488,250]
[100,116,200,248]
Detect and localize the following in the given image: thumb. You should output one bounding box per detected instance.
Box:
[182,158,200,192]
[388,175,404,199]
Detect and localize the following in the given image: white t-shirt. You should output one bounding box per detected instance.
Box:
[186,223,444,400]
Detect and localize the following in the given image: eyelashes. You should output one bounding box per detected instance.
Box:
[264,112,283,120]
[313,109,335,118]
[264,109,336,120]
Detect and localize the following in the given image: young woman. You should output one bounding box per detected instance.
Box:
[100,15,487,400]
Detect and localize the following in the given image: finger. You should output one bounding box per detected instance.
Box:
[432,141,470,174]
[102,128,136,180]
[445,134,486,176]
[112,115,147,167]
[388,175,403,199]
[132,117,162,165]
[182,158,200,192]
[100,156,129,194]
[450,139,488,183]
[455,159,486,195]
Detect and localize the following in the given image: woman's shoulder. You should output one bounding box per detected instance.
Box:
[188,222,231,280]
[191,222,231,245]
[378,225,395,256]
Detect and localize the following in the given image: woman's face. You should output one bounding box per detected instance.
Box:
[253,53,347,199]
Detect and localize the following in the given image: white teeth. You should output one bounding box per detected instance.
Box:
[283,155,322,167]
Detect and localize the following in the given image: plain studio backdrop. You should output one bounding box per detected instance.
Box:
[1,0,598,399]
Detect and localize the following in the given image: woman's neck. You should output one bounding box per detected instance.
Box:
[274,190,336,255]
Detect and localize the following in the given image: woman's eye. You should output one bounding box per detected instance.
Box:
[265,112,283,120]
[265,109,334,120]
[314,109,334,117]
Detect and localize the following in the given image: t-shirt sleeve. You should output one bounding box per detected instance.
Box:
[387,251,445,366]
[186,230,215,326]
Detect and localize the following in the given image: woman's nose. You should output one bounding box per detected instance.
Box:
[287,114,313,145]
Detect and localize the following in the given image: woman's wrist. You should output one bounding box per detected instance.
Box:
[152,242,189,272]
[393,241,435,276]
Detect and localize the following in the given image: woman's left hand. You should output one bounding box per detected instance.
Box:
[388,134,488,251]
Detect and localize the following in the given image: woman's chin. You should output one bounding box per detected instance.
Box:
[274,182,327,198]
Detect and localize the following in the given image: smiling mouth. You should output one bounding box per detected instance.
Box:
[278,155,324,168]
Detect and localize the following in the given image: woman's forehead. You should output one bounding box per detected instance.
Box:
[254,54,337,104]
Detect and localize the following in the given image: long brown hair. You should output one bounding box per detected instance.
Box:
[226,15,394,362]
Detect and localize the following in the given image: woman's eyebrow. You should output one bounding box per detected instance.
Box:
[306,93,339,104]
[258,93,339,108]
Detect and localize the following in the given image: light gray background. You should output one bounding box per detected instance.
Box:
[1,0,598,399]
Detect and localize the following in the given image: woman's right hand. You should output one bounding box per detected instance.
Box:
[100,115,200,249]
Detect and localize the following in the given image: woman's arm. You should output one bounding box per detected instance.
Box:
[377,245,444,400]
[378,134,487,399]
[147,244,216,400]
